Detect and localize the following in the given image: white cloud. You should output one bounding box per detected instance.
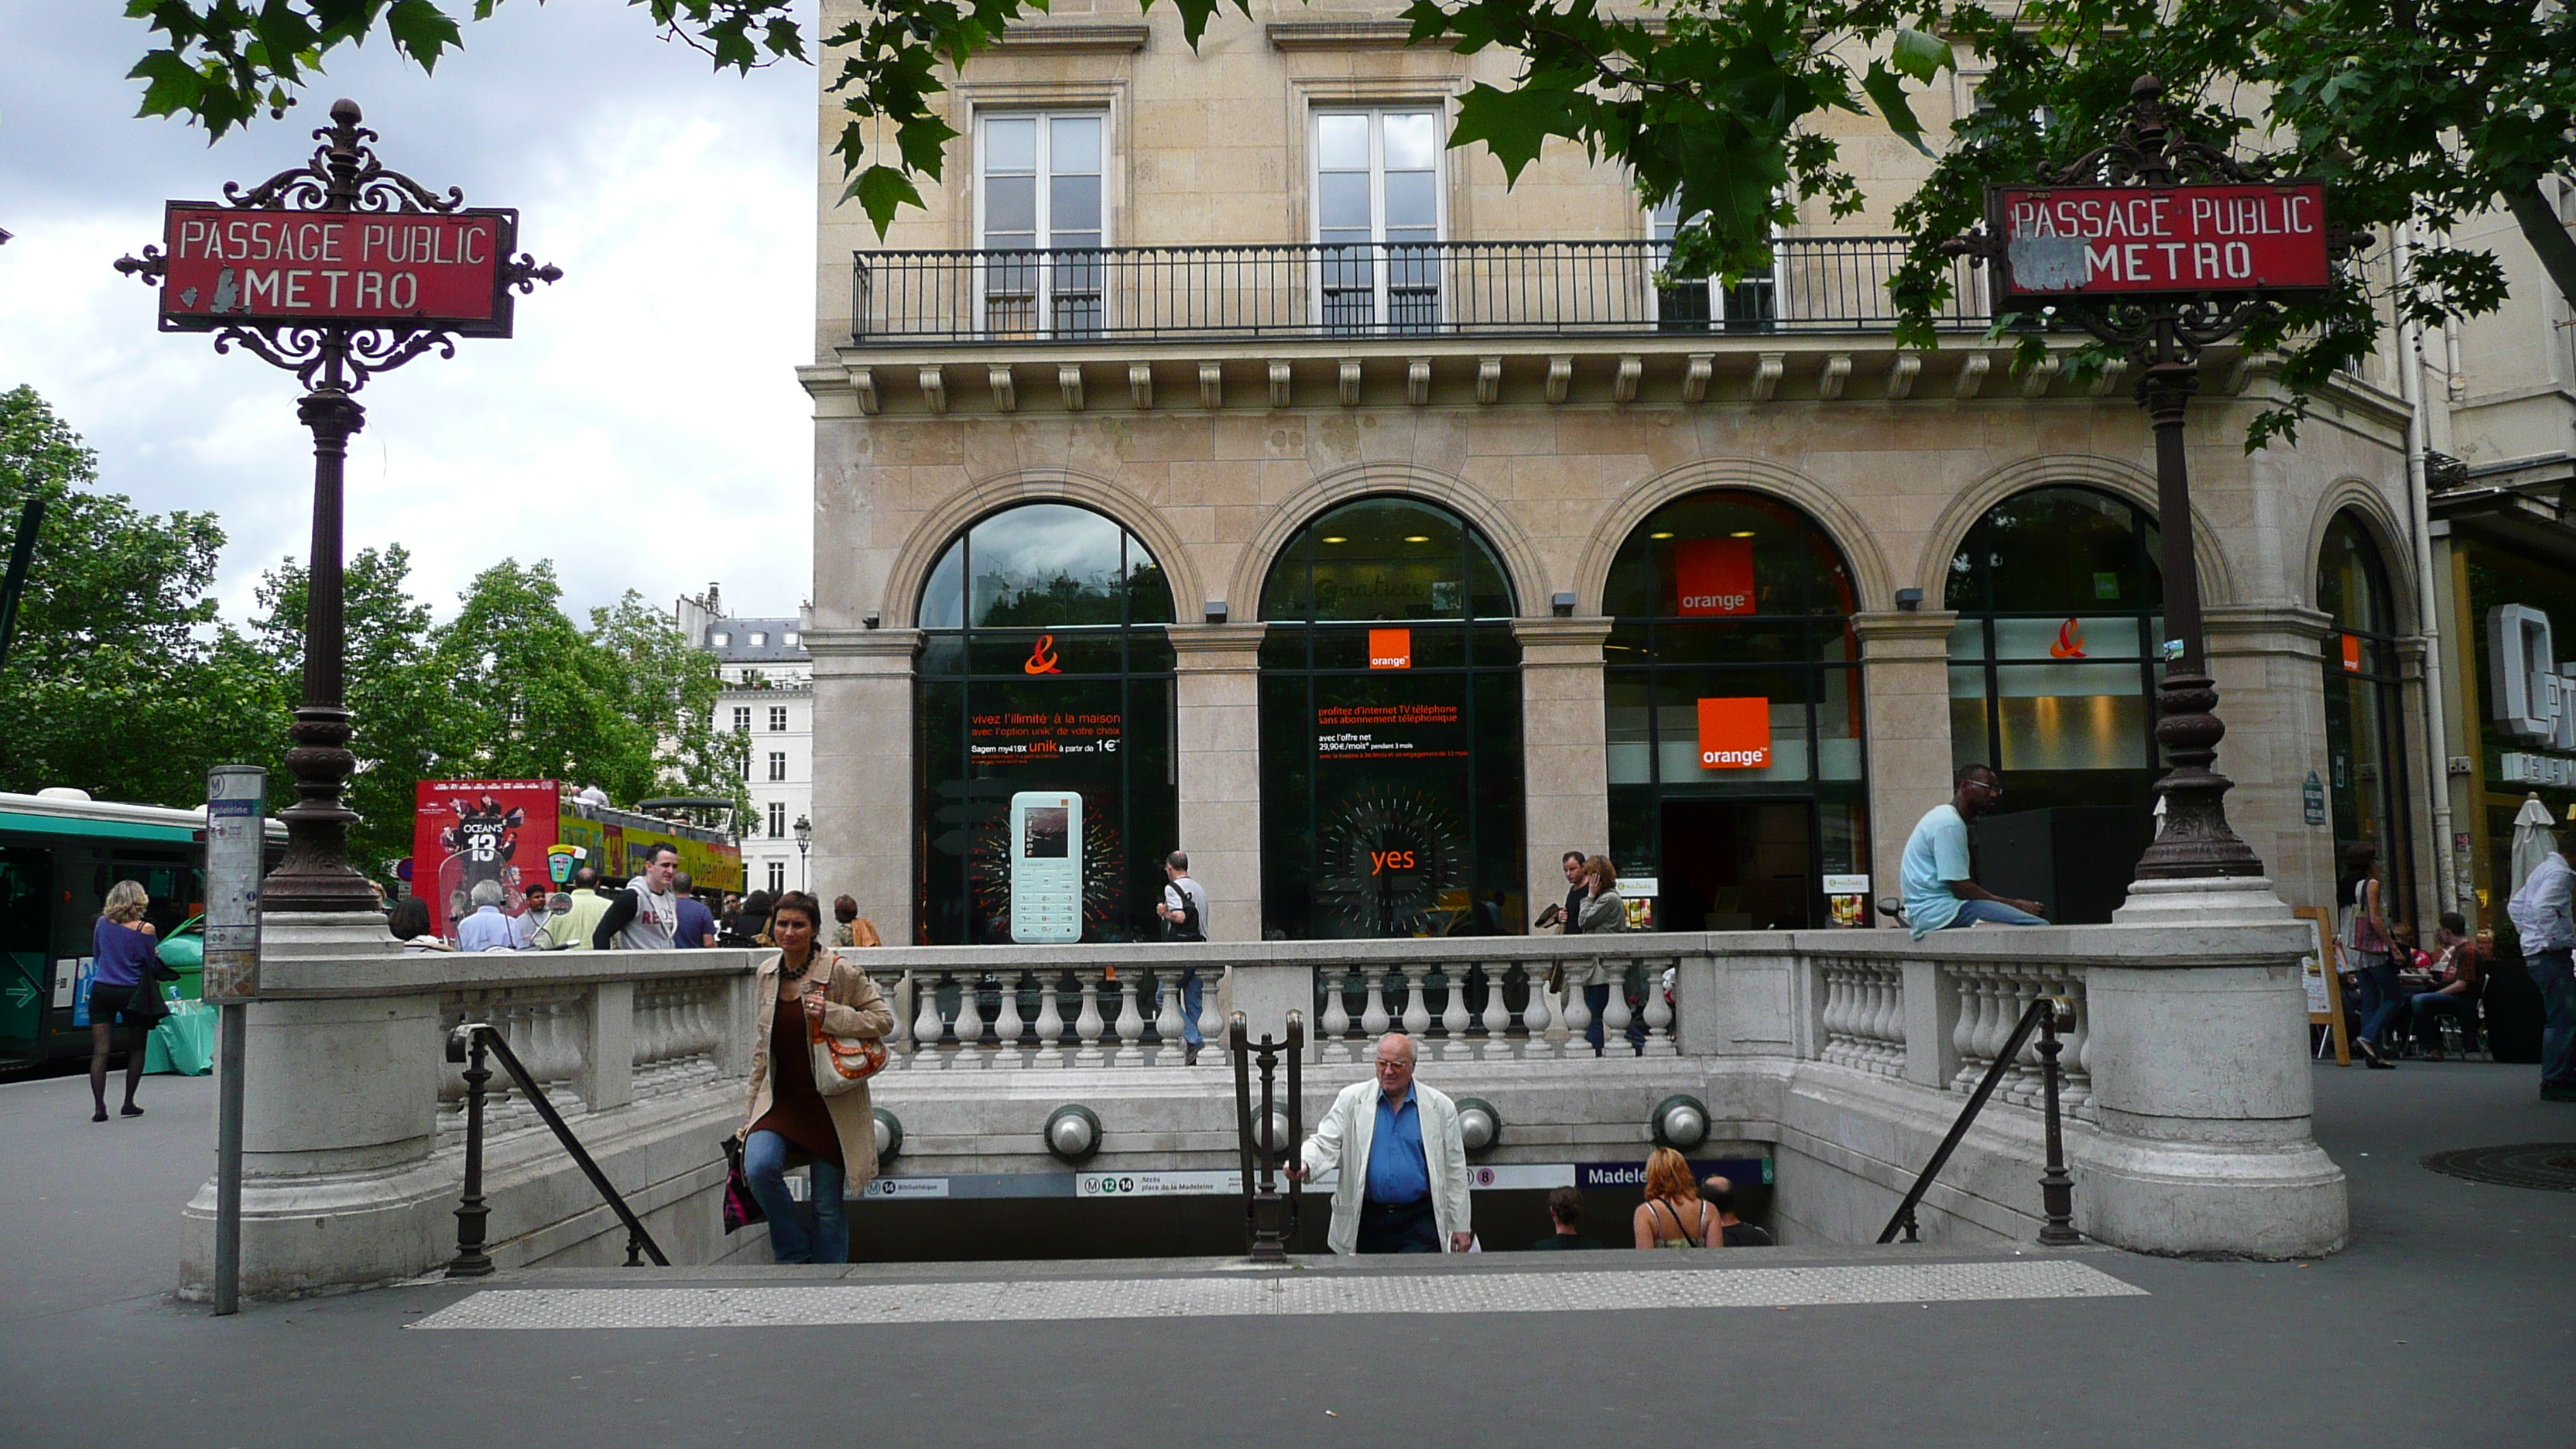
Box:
[0,1,820,624]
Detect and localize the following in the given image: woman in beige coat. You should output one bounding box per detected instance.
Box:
[738,890,894,1262]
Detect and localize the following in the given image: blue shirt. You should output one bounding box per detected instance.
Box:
[1365,1084,1431,1205]
[456,906,516,952]
[91,916,160,989]
[1901,803,1972,938]
[675,896,716,948]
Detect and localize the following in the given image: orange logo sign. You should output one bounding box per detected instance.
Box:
[2339,632,2362,673]
[1675,538,1757,616]
[1368,629,1412,670]
[1023,634,1062,675]
[1697,697,1772,769]
[2049,618,2086,658]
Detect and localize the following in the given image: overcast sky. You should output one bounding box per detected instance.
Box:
[0,1,818,625]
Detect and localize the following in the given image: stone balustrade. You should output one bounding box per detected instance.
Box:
[187,907,2347,1300]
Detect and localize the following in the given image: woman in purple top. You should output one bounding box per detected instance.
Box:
[88,880,167,1122]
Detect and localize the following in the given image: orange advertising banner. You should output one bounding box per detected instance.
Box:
[1368,628,1412,669]
[1675,538,1756,616]
[2340,633,2362,673]
[1697,697,1772,769]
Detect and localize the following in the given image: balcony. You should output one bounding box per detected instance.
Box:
[851,236,1990,346]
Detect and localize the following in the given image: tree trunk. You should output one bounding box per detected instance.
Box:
[2506,180,2576,313]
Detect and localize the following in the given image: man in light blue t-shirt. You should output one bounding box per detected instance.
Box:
[1899,762,2049,938]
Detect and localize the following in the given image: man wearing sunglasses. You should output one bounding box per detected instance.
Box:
[1899,762,2048,937]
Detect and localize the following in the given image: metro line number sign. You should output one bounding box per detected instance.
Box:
[1990,183,2330,300]
[152,204,522,336]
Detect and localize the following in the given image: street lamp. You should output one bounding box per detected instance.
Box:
[793,814,812,891]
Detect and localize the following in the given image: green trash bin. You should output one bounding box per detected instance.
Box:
[146,998,215,1075]
[156,916,205,1002]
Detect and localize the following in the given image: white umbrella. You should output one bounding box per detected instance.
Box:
[2508,794,2559,895]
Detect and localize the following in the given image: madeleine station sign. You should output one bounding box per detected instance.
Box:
[153,206,522,336]
[1992,183,2331,298]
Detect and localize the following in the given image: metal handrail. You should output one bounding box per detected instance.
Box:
[851,235,1992,344]
[1878,995,2081,1247]
[444,1022,670,1276]
[1228,1009,1304,1263]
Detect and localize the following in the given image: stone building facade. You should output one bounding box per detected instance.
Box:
[677,586,817,898]
[798,1,2448,944]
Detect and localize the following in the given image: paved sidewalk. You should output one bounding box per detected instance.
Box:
[1,1062,2568,1449]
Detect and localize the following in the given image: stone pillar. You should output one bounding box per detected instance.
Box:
[808,628,920,944]
[1514,618,1612,920]
[2203,605,2335,913]
[1169,623,1267,943]
[1855,610,1959,912]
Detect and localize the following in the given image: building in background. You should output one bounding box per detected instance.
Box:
[678,584,815,898]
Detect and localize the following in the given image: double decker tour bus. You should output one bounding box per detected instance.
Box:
[411,779,744,942]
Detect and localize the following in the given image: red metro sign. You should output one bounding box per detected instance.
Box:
[1991,183,2330,300]
[153,204,522,336]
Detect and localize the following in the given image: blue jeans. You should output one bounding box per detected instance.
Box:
[742,1129,848,1264]
[2356,957,2407,1046]
[1152,968,1203,1050]
[1581,982,1647,1055]
[2528,948,2575,1091]
[1944,899,2050,927]
[2408,991,2479,1053]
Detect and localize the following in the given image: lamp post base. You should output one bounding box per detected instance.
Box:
[2111,875,2293,927]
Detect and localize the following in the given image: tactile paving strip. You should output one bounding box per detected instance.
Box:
[411,1259,2144,1331]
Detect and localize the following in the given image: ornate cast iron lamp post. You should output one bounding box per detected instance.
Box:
[1948,77,2342,887]
[120,100,558,912]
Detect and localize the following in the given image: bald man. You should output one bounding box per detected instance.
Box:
[1289,1033,1474,1254]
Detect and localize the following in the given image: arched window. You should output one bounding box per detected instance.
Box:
[1944,486,2163,923]
[913,502,1175,944]
[2317,510,2413,919]
[1257,496,1522,939]
[1601,489,1865,930]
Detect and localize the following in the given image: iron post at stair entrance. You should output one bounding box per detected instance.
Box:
[116,99,560,912]
[1947,76,2346,886]
[1228,1009,1304,1262]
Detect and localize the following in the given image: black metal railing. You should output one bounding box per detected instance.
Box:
[1229,1009,1304,1263]
[444,1022,670,1276]
[1878,995,2081,1247]
[852,237,1989,344]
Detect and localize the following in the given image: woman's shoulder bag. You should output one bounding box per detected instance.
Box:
[807,951,886,1097]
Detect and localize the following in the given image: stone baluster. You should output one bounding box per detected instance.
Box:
[2006,967,2047,1108]
[1562,971,1594,1055]
[688,981,721,1085]
[1640,960,1677,1057]
[1867,968,1899,1075]
[1359,968,1392,1044]
[2060,977,2092,1115]
[913,970,947,1065]
[1196,966,1226,1058]
[889,970,919,1058]
[1030,968,1067,1067]
[1601,962,1635,1057]
[1111,969,1147,1067]
[991,968,1026,1063]
[1819,963,1848,1065]
[952,971,988,1068]
[1317,965,1351,1051]
[1152,967,1187,1063]
[1519,964,1554,1057]
[543,997,583,1109]
[1979,967,2021,1097]
[1396,965,1431,1042]
[1947,967,1983,1092]
[1073,968,1107,1066]
[1477,964,1512,1060]
[1437,965,1473,1060]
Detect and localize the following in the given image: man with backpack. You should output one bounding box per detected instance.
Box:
[1154,850,1211,1064]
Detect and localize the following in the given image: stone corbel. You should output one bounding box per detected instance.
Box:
[1269,359,1293,408]
[1954,351,1989,399]
[1613,355,1643,403]
[2088,358,2129,397]
[1199,361,1224,410]
[852,367,880,416]
[1476,356,1502,405]
[919,366,947,415]
[1058,364,1085,412]
[1338,359,1363,406]
[1682,353,1714,403]
[2018,352,2061,398]
[1545,355,1573,403]
[1129,362,1154,410]
[1817,353,1852,401]
[1749,351,1786,402]
[987,365,1016,413]
[1884,353,1921,400]
[1407,358,1432,406]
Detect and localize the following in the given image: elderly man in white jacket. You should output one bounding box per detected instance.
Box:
[1288,1033,1473,1254]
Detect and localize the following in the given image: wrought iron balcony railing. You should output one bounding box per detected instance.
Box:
[849,237,1991,345]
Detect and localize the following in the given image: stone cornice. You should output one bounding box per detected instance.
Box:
[1166,622,1269,657]
[1266,20,1418,49]
[2204,603,2335,643]
[1853,610,1960,649]
[803,627,923,660]
[990,22,1152,52]
[1512,616,1614,648]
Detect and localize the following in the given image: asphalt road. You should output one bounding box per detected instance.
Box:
[1,1059,2567,1449]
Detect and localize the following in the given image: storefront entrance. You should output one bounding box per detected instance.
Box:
[1657,799,1814,930]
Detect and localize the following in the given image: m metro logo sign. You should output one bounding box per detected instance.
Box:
[1675,539,1756,616]
[1368,629,1412,669]
[1697,697,1771,769]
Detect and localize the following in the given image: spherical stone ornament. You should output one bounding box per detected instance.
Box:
[1653,1094,1710,1150]
[1045,1104,1103,1163]
[1454,1097,1502,1154]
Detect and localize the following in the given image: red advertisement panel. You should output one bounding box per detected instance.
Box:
[1697,697,1773,769]
[1367,629,1413,669]
[1994,183,2329,297]
[157,204,516,333]
[1674,538,1757,616]
[413,779,564,940]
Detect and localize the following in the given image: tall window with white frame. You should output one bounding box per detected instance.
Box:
[1649,200,1778,333]
[731,706,751,731]
[768,800,786,839]
[1314,110,1441,334]
[978,111,1105,338]
[766,862,786,892]
[768,751,787,783]
[769,705,788,731]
